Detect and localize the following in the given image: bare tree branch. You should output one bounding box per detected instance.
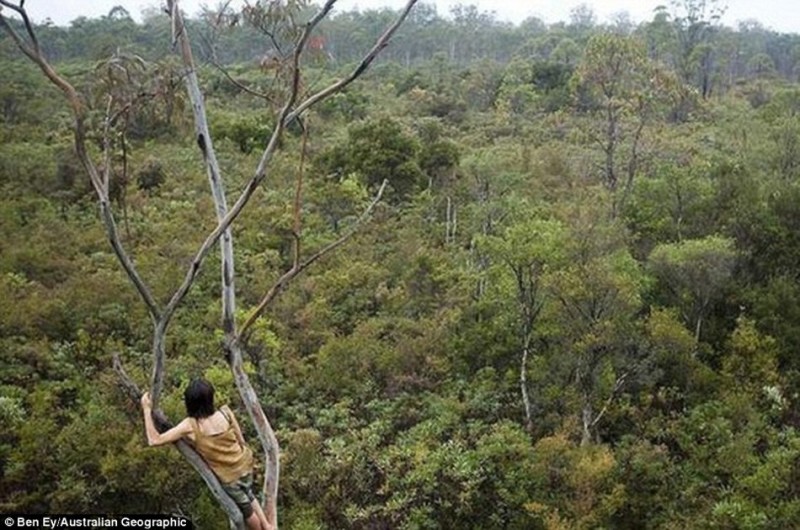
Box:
[590,370,629,428]
[210,59,276,102]
[154,0,329,336]
[0,7,161,323]
[155,0,238,409]
[520,338,534,434]
[291,120,310,266]
[0,0,40,55]
[155,0,338,326]
[239,180,388,339]
[199,2,278,103]
[286,0,418,124]
[224,340,281,527]
[102,95,114,196]
[221,8,340,524]
[158,0,416,343]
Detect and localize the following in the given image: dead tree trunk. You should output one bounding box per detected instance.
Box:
[1,0,418,527]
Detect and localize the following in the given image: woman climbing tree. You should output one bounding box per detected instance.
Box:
[141,379,273,530]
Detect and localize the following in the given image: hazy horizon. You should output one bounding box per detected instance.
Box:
[12,0,800,34]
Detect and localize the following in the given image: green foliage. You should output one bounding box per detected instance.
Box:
[721,316,780,394]
[315,91,369,122]
[2,7,800,529]
[135,157,166,191]
[526,434,624,528]
[649,235,737,341]
[316,117,425,201]
[746,276,800,370]
[418,137,460,186]
[573,34,648,110]
[209,110,273,154]
[0,60,62,125]
[625,161,716,249]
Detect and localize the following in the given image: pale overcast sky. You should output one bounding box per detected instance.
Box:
[13,0,800,33]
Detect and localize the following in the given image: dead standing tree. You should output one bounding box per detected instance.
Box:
[0,0,418,527]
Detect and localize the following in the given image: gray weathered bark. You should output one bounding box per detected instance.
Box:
[520,339,534,434]
[1,0,418,527]
[581,370,628,446]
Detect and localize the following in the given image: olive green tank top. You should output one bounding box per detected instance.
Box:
[191,405,254,484]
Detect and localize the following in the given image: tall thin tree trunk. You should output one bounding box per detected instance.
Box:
[446,196,457,244]
[120,125,132,240]
[695,314,703,342]
[452,200,457,242]
[581,398,593,446]
[520,338,533,434]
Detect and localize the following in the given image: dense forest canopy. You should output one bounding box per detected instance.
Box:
[1,0,800,528]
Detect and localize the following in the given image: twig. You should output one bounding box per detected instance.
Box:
[239,180,387,339]
[590,371,629,428]
[210,59,275,102]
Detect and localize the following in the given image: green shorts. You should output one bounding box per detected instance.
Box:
[222,473,256,519]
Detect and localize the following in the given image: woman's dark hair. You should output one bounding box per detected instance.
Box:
[184,378,215,418]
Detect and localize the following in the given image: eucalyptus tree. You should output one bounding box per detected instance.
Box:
[448,4,501,64]
[641,5,675,64]
[572,33,682,217]
[568,3,597,38]
[648,235,737,342]
[760,88,800,181]
[669,0,726,97]
[544,218,647,446]
[0,0,418,527]
[480,217,565,433]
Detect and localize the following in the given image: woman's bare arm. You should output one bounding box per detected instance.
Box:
[141,392,193,446]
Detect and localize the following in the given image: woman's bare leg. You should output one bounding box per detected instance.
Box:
[244,510,263,530]
[252,500,272,530]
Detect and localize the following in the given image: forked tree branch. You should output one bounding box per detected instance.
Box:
[286,0,418,124]
[154,0,337,337]
[0,0,41,56]
[153,0,238,409]
[200,4,278,103]
[159,0,416,343]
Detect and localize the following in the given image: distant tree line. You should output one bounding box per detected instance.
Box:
[3,1,798,92]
